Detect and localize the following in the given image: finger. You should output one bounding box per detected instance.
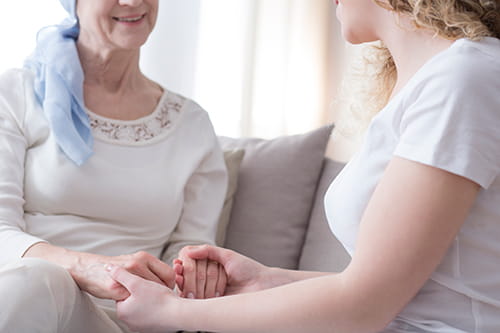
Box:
[215,264,227,297]
[110,283,131,301]
[204,260,219,298]
[175,274,184,293]
[147,258,176,289]
[123,253,167,287]
[173,260,184,292]
[185,245,233,266]
[173,260,183,275]
[195,259,208,299]
[108,276,131,301]
[107,265,140,294]
[181,256,197,299]
[133,265,165,287]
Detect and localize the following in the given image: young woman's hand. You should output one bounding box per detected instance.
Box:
[175,245,271,297]
[70,250,176,301]
[108,265,180,333]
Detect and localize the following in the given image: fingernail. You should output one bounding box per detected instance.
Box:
[187,293,195,299]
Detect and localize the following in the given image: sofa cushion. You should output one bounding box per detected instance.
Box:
[218,125,333,269]
[216,149,245,246]
[298,158,351,272]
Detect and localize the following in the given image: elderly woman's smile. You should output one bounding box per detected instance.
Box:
[112,13,147,23]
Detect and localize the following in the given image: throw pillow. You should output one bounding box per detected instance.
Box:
[216,149,245,246]
[218,125,334,269]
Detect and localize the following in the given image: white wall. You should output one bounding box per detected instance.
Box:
[140,0,202,99]
[0,0,66,73]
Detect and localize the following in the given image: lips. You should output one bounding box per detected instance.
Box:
[112,13,146,23]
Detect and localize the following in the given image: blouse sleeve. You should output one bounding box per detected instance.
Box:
[0,69,46,265]
[161,111,228,265]
[394,54,500,189]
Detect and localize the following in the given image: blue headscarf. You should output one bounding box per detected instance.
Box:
[24,0,93,166]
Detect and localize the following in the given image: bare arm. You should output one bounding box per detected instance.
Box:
[113,157,479,333]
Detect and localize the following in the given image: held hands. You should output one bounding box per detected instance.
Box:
[108,265,180,333]
[174,245,227,299]
[106,245,270,332]
[70,251,175,301]
[174,244,269,297]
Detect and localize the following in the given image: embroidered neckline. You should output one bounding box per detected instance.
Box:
[87,90,186,145]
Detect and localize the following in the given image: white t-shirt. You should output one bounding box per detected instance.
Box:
[325,37,500,332]
[0,68,227,266]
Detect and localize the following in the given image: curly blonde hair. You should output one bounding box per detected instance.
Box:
[373,0,500,111]
[334,0,499,143]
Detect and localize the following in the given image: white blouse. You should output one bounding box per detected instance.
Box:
[0,68,227,266]
[325,38,500,332]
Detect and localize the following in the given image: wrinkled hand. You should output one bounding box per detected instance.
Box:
[70,251,175,301]
[175,245,269,297]
[109,265,180,333]
[174,246,226,299]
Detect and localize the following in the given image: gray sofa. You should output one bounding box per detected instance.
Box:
[217,125,351,273]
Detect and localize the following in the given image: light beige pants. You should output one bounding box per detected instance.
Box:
[0,258,133,333]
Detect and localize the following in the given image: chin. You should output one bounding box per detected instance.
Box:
[116,36,150,50]
[342,29,377,45]
[342,31,360,45]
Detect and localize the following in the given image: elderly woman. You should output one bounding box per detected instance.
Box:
[0,0,227,332]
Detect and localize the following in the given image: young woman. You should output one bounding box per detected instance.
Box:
[0,0,226,332]
[109,0,500,332]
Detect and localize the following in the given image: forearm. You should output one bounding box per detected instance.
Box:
[263,267,333,289]
[176,274,385,333]
[23,242,82,274]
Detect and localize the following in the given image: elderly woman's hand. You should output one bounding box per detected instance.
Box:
[174,246,227,299]
[69,251,176,301]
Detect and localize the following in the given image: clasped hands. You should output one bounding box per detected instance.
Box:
[106,245,268,332]
[107,245,266,299]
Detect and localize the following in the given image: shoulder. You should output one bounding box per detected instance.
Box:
[402,38,500,120]
[0,68,34,92]
[0,68,37,126]
[418,38,500,96]
[156,89,218,148]
[162,89,214,129]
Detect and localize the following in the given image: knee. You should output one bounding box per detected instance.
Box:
[9,257,71,281]
[0,259,79,330]
[0,258,77,300]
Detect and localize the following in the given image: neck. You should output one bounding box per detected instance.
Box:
[381,16,455,97]
[77,40,146,94]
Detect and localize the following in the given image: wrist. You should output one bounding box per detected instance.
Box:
[65,250,87,280]
[23,242,78,271]
[263,267,296,289]
[175,297,206,331]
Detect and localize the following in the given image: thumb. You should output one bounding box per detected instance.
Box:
[185,245,233,266]
[107,265,140,294]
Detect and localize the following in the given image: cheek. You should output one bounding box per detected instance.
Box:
[149,12,158,30]
[146,0,159,30]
